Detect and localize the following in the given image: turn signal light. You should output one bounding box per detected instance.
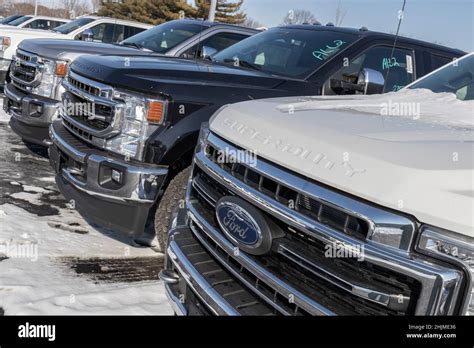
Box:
[147,101,165,124]
[55,62,68,77]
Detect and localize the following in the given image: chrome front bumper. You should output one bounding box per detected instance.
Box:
[4,83,59,146]
[49,120,168,237]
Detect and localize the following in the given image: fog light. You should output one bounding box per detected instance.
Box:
[111,169,123,184]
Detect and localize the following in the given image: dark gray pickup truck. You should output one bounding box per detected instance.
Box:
[3,19,257,146]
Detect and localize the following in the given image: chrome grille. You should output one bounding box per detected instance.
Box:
[185,132,465,315]
[16,51,32,62]
[60,71,120,144]
[67,75,101,97]
[11,50,40,90]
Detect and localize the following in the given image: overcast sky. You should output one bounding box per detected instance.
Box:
[37,0,473,52]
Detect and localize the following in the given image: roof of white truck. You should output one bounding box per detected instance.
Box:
[75,15,152,28]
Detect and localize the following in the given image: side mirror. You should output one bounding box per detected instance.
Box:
[357,68,385,95]
[201,45,218,60]
[80,29,94,42]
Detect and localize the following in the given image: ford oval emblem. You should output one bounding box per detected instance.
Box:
[216,198,262,246]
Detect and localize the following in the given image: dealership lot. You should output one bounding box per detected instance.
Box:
[0,101,172,315]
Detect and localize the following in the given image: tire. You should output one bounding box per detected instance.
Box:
[154,166,192,252]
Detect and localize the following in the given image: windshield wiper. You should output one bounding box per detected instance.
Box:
[222,58,262,71]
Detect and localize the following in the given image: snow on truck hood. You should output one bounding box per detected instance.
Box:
[209,89,474,237]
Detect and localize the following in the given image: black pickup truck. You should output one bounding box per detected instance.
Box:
[3,19,257,146]
[48,24,465,249]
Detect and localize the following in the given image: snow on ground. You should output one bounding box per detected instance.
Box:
[0,98,173,315]
[0,98,9,124]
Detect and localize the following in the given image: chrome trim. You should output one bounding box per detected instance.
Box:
[159,269,180,285]
[163,283,187,316]
[189,134,465,315]
[166,237,239,315]
[61,71,123,140]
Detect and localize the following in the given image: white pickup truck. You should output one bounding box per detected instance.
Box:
[161,53,473,316]
[0,15,152,88]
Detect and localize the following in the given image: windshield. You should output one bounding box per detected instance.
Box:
[409,53,474,101]
[121,21,206,53]
[53,17,95,34]
[7,15,32,26]
[0,15,23,24]
[213,27,358,79]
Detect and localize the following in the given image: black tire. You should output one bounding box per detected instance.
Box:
[154,166,192,252]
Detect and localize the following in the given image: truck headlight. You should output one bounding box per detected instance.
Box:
[0,36,11,51]
[35,58,68,98]
[195,122,210,154]
[105,90,167,160]
[417,226,474,315]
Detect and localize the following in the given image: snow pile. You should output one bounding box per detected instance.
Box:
[0,99,10,123]
[277,89,474,129]
[0,203,173,315]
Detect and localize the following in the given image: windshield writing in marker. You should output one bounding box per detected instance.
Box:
[312,40,346,61]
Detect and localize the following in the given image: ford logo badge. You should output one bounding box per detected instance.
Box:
[215,196,284,256]
[216,199,261,246]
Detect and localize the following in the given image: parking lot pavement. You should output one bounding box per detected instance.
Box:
[0,98,173,315]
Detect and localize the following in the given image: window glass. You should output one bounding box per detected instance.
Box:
[8,16,32,26]
[323,45,415,95]
[24,19,62,30]
[181,32,249,59]
[90,23,116,43]
[431,54,454,71]
[409,54,474,101]
[122,21,206,53]
[213,28,358,79]
[123,26,146,40]
[53,17,95,34]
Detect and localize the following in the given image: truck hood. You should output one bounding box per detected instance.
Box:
[210,89,474,237]
[0,27,65,39]
[19,39,160,62]
[70,55,288,93]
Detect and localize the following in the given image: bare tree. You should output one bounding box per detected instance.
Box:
[335,0,347,26]
[61,0,90,18]
[281,9,317,25]
[243,17,263,29]
[90,0,101,13]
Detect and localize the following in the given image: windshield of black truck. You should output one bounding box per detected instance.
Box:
[121,21,207,53]
[213,27,358,79]
[53,17,95,34]
[409,54,474,101]
[7,15,32,26]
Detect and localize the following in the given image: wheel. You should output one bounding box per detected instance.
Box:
[154,166,192,252]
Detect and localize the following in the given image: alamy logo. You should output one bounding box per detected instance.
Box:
[18,322,56,341]
[325,243,365,261]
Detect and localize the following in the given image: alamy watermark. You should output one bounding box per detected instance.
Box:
[325,242,365,261]
[216,147,258,168]
[380,100,421,119]
[0,241,38,261]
